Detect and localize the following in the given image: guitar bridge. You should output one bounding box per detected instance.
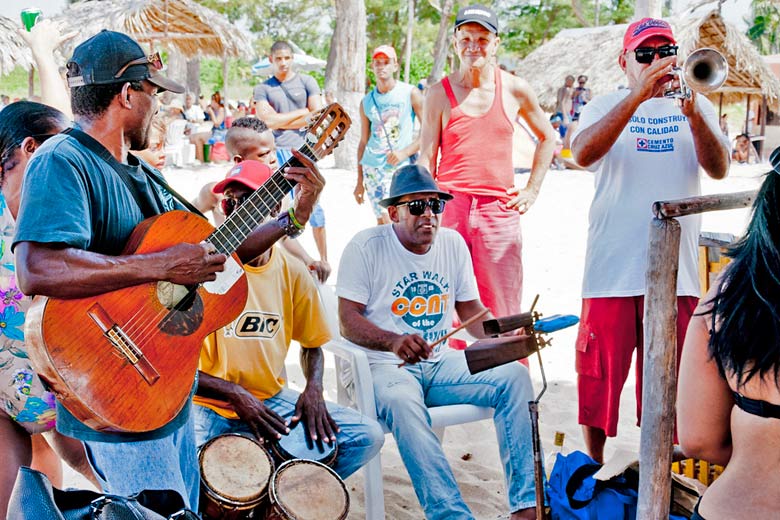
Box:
[87,303,160,386]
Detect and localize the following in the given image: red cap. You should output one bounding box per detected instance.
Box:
[371,45,397,61]
[623,18,675,51]
[212,160,272,194]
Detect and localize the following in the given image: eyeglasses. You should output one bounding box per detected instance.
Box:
[395,198,446,216]
[633,45,677,64]
[220,194,250,216]
[114,52,164,79]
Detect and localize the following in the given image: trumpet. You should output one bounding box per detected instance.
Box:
[664,48,728,99]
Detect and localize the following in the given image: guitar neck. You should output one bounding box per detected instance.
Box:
[206,146,316,255]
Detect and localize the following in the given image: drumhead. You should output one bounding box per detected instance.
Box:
[200,434,274,503]
[272,422,337,465]
[271,460,349,520]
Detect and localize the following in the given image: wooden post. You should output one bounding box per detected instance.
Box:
[638,217,680,520]
[760,95,768,160]
[28,68,35,98]
[744,94,751,134]
[222,53,229,103]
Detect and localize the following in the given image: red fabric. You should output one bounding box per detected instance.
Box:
[576,295,698,438]
[436,68,515,202]
[209,142,230,163]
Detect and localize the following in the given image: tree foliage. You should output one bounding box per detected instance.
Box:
[197,0,331,57]
[747,0,780,55]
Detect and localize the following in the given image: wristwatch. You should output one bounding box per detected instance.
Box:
[276,209,304,238]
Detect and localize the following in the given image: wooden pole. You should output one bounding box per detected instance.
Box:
[760,95,768,160]
[745,93,751,134]
[653,190,757,218]
[222,53,229,103]
[637,217,680,520]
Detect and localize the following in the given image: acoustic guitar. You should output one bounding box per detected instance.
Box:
[24,104,351,433]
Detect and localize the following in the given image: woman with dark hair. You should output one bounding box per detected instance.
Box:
[0,101,76,517]
[678,147,780,519]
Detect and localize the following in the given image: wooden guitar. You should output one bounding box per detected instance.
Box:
[24,104,351,433]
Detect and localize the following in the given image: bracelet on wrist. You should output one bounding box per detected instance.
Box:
[288,207,305,230]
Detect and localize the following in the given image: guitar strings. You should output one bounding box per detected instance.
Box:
[120,139,324,350]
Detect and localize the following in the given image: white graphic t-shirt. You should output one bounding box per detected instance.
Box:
[337,225,479,364]
[572,90,720,298]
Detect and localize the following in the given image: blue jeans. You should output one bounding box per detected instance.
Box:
[193,387,384,480]
[83,406,200,510]
[371,350,537,519]
[277,148,325,228]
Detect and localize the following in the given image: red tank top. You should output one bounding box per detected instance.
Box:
[437,67,515,201]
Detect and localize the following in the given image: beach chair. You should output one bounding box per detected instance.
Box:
[317,285,493,519]
[164,119,195,167]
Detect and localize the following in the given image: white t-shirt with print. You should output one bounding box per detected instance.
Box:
[572,90,720,298]
[337,225,480,365]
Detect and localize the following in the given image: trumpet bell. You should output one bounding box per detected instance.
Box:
[683,48,728,94]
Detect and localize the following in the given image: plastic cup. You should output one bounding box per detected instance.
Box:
[203,143,211,163]
[20,8,41,32]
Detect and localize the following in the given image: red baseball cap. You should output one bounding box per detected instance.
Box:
[372,45,397,61]
[623,18,675,51]
[212,160,272,194]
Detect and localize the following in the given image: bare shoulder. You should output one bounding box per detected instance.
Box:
[501,70,532,100]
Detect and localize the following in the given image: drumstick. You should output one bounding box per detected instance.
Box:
[399,308,490,367]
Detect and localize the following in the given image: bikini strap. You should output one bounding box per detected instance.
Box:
[733,391,780,419]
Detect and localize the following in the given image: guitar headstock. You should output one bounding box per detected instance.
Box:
[303,103,352,161]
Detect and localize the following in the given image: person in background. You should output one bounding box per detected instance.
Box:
[555,75,575,132]
[355,44,423,225]
[571,74,592,120]
[732,133,759,164]
[254,40,329,269]
[677,150,780,520]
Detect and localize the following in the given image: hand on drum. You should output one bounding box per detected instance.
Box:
[291,386,339,444]
[231,386,289,441]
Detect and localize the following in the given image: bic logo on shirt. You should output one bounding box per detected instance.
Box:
[390,273,450,341]
[231,311,282,339]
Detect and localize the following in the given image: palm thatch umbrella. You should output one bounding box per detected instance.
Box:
[0,15,33,75]
[54,0,253,59]
[54,0,254,98]
[515,10,780,112]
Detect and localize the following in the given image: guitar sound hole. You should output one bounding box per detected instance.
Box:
[156,282,204,336]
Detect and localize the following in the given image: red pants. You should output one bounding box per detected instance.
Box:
[442,191,523,351]
[576,295,698,437]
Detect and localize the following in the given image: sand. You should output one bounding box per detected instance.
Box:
[61,145,767,519]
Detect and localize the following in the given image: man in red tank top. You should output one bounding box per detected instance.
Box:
[418,4,555,352]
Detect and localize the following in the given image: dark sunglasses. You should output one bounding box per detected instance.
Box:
[114,51,164,79]
[220,194,250,216]
[633,45,677,64]
[396,198,446,216]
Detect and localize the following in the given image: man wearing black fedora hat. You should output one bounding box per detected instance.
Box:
[13,30,325,508]
[338,164,538,519]
[418,4,556,350]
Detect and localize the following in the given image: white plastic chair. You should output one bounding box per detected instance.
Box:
[164,119,196,167]
[317,285,493,519]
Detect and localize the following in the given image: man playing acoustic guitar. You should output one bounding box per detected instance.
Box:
[12,31,325,509]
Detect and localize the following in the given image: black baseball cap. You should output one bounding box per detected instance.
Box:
[66,30,184,93]
[455,4,499,35]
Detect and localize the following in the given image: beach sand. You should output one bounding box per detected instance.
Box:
[61,144,765,519]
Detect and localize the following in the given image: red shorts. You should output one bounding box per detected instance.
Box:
[576,295,698,437]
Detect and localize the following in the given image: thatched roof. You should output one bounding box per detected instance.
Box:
[515,10,780,111]
[0,16,32,75]
[54,0,254,59]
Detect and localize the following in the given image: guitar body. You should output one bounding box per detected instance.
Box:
[25,211,248,433]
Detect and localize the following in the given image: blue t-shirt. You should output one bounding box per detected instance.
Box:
[253,73,321,149]
[360,82,416,169]
[13,130,190,442]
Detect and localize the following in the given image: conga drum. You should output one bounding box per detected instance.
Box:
[199,433,275,520]
[267,460,349,520]
[271,422,338,467]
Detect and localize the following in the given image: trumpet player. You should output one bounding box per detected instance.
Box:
[570,17,729,463]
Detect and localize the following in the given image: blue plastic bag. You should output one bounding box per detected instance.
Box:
[548,450,638,520]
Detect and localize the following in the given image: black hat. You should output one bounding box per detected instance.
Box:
[455,4,499,35]
[379,165,454,208]
[67,30,184,93]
